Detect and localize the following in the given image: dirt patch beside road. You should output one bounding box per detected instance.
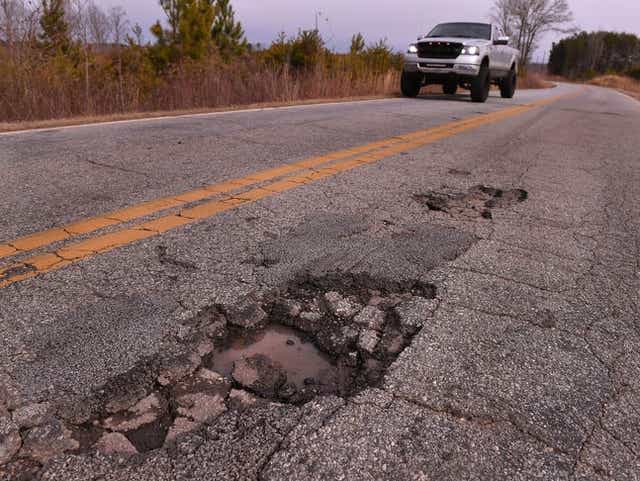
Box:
[588,75,640,101]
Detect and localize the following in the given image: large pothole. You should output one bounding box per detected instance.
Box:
[0,274,438,470]
[206,274,437,404]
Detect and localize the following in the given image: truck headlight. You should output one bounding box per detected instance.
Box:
[461,46,480,55]
[407,44,418,54]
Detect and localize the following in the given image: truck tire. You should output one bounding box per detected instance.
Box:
[401,71,422,98]
[443,82,458,95]
[500,68,517,98]
[470,63,490,103]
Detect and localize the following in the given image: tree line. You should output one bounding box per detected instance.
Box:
[548,31,640,79]
[0,0,401,123]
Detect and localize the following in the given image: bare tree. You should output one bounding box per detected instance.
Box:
[109,5,127,110]
[87,0,109,45]
[131,22,143,45]
[1,0,39,47]
[0,0,19,45]
[1,0,40,71]
[492,0,514,38]
[491,0,574,68]
[109,6,126,45]
[20,0,39,45]
[68,0,92,111]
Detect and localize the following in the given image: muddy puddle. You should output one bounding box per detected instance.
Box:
[210,325,336,391]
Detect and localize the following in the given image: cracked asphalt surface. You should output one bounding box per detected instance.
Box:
[1,84,639,480]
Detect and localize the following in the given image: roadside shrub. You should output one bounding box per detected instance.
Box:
[627,66,640,81]
[0,0,402,123]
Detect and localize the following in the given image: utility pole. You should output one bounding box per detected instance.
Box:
[315,11,322,32]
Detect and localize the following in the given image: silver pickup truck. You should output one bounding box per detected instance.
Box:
[402,22,520,103]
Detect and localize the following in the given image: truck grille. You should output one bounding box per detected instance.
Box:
[417,41,463,59]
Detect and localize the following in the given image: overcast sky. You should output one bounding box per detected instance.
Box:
[97,0,639,61]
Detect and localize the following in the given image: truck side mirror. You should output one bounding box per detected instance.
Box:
[494,36,509,46]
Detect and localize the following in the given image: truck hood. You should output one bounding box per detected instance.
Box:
[417,37,491,47]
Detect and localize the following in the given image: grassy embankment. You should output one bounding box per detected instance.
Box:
[588,75,640,101]
[0,70,554,134]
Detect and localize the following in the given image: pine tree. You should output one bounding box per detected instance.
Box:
[151,0,215,68]
[159,0,181,42]
[350,33,365,55]
[179,0,215,60]
[39,0,70,54]
[290,29,324,69]
[211,0,247,59]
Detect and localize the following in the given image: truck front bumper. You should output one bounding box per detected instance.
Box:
[403,61,481,77]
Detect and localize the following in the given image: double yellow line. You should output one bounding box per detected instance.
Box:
[0,91,577,289]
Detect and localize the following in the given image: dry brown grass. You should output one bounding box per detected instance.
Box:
[0,94,399,133]
[588,75,640,101]
[518,72,555,89]
[0,53,401,126]
[0,69,556,134]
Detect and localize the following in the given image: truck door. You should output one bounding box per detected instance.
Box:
[492,25,507,72]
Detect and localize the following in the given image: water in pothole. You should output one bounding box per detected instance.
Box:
[211,325,336,390]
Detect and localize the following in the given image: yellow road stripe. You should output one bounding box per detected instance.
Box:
[137,215,192,234]
[0,99,554,261]
[0,144,410,260]
[0,244,18,257]
[0,90,579,288]
[9,229,69,251]
[0,95,571,260]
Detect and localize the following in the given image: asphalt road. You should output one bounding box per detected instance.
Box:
[1,85,639,480]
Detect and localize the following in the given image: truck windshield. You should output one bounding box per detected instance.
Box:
[426,23,492,40]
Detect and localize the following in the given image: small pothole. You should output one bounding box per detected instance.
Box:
[414,184,528,220]
[448,168,471,177]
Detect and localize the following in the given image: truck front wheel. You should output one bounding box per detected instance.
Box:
[401,71,422,98]
[470,64,490,103]
[500,69,517,98]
